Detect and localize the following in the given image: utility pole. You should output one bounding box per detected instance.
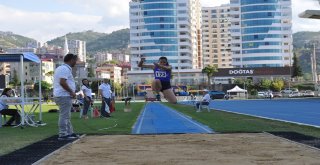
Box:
[289,44,292,90]
[312,42,318,94]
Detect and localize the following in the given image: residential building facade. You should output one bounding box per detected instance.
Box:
[68,39,86,62]
[128,0,202,85]
[230,0,293,68]
[202,5,232,68]
[96,64,122,83]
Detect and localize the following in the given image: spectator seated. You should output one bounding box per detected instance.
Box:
[195,100,211,112]
[195,90,211,112]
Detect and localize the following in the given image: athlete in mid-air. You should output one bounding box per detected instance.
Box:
[138,56,177,104]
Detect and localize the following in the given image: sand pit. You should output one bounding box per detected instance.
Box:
[40,133,320,165]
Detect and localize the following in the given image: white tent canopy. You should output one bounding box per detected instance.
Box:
[0,52,43,126]
[227,86,248,99]
[227,85,247,93]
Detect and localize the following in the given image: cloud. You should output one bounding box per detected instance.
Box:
[0,0,319,43]
[200,0,320,32]
[292,0,320,32]
[0,0,132,43]
[55,0,130,18]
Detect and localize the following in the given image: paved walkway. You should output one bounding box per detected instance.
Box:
[132,102,213,134]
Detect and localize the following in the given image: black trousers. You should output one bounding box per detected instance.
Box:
[196,102,210,109]
[0,109,21,125]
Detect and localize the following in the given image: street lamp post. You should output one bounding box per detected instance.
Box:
[132,83,136,102]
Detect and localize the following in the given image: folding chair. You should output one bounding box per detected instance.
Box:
[196,100,212,112]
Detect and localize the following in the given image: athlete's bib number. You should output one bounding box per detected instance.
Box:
[155,71,167,78]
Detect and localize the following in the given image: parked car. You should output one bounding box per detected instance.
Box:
[289,91,302,98]
[281,88,298,94]
[209,90,225,99]
[257,91,266,98]
[302,90,315,97]
[272,92,282,98]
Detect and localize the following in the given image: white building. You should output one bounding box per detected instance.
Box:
[229,0,293,68]
[95,52,113,65]
[202,5,232,68]
[29,59,55,84]
[68,39,86,62]
[128,0,202,84]
[96,65,122,83]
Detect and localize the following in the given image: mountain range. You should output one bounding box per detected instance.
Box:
[0,29,130,55]
[0,31,36,49]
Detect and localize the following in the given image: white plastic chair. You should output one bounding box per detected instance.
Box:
[196,100,212,112]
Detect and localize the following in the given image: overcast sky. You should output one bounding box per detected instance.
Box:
[0,0,319,43]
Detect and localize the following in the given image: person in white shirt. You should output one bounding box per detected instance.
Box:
[81,79,92,119]
[53,53,79,140]
[196,90,211,111]
[0,88,21,126]
[99,79,112,117]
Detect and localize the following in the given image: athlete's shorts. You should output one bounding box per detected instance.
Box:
[160,81,171,92]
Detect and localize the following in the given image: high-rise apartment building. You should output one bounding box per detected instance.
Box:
[68,39,86,62]
[230,0,292,68]
[129,0,202,72]
[202,5,232,68]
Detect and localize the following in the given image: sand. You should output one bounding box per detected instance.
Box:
[40,133,320,165]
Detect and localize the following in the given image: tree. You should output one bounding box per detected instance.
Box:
[45,71,54,83]
[292,53,303,78]
[201,65,218,88]
[87,66,95,77]
[259,79,272,90]
[45,71,54,77]
[34,81,52,97]
[271,79,284,91]
[10,69,20,87]
[113,82,122,97]
[234,78,254,92]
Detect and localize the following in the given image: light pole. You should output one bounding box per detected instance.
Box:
[312,42,318,94]
[289,44,292,90]
[132,83,136,102]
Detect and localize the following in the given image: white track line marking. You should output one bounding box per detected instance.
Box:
[135,103,149,134]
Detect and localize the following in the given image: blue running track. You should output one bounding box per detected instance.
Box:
[132,102,213,134]
[183,98,320,128]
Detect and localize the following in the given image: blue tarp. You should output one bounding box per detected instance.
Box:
[0,53,41,63]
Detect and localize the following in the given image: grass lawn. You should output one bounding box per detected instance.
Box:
[1,101,320,156]
[165,103,320,138]
[0,102,144,155]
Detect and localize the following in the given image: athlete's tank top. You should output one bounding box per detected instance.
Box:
[154,66,171,82]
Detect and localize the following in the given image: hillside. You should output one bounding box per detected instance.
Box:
[86,28,130,53]
[46,30,105,48]
[0,31,36,49]
[47,29,130,54]
[292,31,320,75]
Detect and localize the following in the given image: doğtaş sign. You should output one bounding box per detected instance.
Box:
[229,69,254,75]
[214,67,291,77]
